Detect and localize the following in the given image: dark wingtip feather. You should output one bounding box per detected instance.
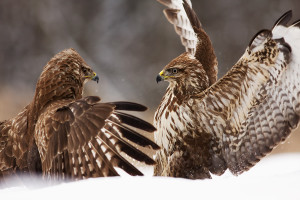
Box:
[292,19,300,28]
[108,102,147,112]
[120,144,157,165]
[115,112,156,132]
[273,10,292,28]
[117,160,144,176]
[105,125,157,165]
[83,96,101,104]
[115,123,160,150]
[248,29,272,50]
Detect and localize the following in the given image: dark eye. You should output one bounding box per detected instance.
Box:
[81,66,87,73]
[172,68,178,74]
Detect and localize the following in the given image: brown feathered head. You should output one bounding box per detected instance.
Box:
[41,48,99,84]
[156,52,209,93]
[33,48,99,109]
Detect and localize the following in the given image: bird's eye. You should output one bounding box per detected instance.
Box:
[172,68,178,74]
[81,67,87,73]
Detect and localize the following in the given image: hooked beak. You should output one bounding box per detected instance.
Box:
[85,72,99,83]
[92,73,99,83]
[156,75,163,83]
[156,70,165,83]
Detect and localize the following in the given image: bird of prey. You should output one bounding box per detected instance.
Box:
[155,0,300,179]
[0,48,159,183]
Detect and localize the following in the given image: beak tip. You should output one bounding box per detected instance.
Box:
[156,75,163,83]
[92,75,99,83]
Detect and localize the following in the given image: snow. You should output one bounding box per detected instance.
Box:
[1,153,300,200]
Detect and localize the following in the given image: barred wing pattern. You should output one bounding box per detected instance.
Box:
[193,11,300,175]
[1,49,158,184]
[154,6,300,179]
[35,96,158,180]
[158,0,197,55]
[0,107,29,179]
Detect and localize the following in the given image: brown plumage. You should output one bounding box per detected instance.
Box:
[0,48,158,183]
[155,0,300,179]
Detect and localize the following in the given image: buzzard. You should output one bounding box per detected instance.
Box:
[154,0,300,179]
[0,48,159,183]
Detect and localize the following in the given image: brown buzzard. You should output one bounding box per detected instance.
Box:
[154,0,300,179]
[0,48,159,183]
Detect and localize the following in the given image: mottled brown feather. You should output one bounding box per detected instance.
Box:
[0,48,158,183]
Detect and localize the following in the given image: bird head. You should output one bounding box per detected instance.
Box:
[156,53,188,83]
[63,49,99,84]
[156,52,198,83]
[81,64,99,84]
[44,48,99,84]
[156,52,209,92]
[36,48,100,102]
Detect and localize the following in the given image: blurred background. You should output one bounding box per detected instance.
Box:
[0,0,300,155]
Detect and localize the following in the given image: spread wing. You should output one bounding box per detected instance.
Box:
[192,11,300,175]
[35,96,158,180]
[158,0,196,54]
[0,107,30,179]
[158,0,218,85]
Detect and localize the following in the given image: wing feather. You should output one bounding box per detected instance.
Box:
[114,112,156,132]
[35,96,156,179]
[158,0,197,55]
[193,13,300,175]
[89,137,119,176]
[272,10,292,28]
[103,122,156,165]
[0,107,30,177]
[182,0,218,84]
[108,120,160,149]
[107,101,147,112]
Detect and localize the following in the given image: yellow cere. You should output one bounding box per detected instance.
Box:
[84,72,97,79]
[159,70,164,76]
[159,70,174,79]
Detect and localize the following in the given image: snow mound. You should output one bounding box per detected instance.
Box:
[1,153,300,200]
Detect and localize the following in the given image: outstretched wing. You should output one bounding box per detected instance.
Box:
[158,0,196,54]
[182,0,218,85]
[158,0,218,85]
[192,11,300,175]
[35,96,158,180]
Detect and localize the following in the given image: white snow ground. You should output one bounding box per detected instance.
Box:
[1,153,300,200]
